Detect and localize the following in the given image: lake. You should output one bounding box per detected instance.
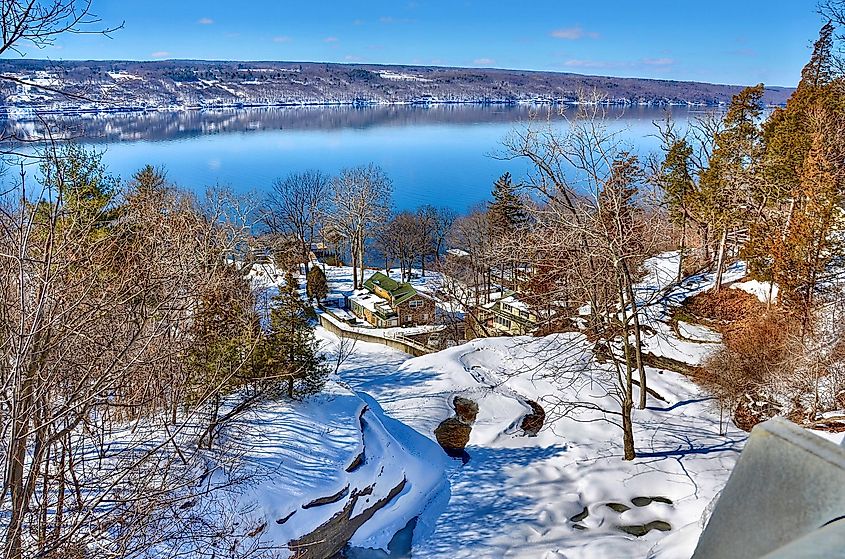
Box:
[4,104,703,211]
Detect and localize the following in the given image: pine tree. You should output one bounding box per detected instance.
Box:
[801,21,836,89]
[488,172,529,236]
[762,23,839,202]
[658,138,697,280]
[771,113,843,323]
[131,164,168,195]
[37,144,118,235]
[263,272,326,398]
[746,23,845,316]
[699,84,765,291]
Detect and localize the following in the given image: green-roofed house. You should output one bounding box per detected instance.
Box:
[348,272,436,328]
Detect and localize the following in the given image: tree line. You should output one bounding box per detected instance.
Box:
[262,164,455,287]
[0,145,332,559]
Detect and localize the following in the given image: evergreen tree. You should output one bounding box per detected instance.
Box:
[746,23,845,318]
[262,272,326,398]
[306,265,329,303]
[188,271,261,405]
[488,172,529,236]
[762,22,840,202]
[770,112,843,323]
[658,138,698,280]
[801,20,836,89]
[699,84,765,291]
[37,144,118,234]
[131,164,168,196]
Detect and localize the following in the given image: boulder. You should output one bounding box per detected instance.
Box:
[453,396,479,425]
[521,399,546,437]
[434,417,472,456]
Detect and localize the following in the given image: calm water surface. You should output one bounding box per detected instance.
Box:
[6,104,704,211]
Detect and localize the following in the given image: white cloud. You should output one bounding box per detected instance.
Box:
[324,36,339,43]
[151,51,171,58]
[473,57,495,66]
[563,58,612,68]
[643,57,674,66]
[551,26,599,40]
[379,16,413,24]
[198,17,214,25]
[273,35,292,43]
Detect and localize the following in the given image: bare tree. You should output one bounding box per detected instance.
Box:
[500,97,666,458]
[264,170,331,274]
[0,148,269,559]
[377,211,428,282]
[0,1,123,146]
[329,164,392,290]
[0,1,119,56]
[417,204,456,271]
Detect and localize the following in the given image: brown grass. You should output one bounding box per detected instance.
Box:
[680,287,764,326]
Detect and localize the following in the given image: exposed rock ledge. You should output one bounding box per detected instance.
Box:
[289,477,408,559]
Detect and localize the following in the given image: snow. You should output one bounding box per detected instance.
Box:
[323,264,443,302]
[810,428,845,447]
[636,253,745,367]
[108,71,143,81]
[730,279,779,305]
[378,71,432,82]
[215,381,450,556]
[676,321,722,343]
[310,251,750,557]
[349,289,390,314]
[232,252,750,557]
[325,333,744,557]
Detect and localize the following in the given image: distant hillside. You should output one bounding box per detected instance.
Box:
[0,59,794,113]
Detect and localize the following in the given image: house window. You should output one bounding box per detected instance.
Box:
[409,299,423,309]
[495,316,512,328]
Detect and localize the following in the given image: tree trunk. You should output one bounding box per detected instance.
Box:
[677,215,687,283]
[5,365,35,559]
[622,261,648,410]
[357,235,366,289]
[616,271,636,461]
[622,399,636,460]
[351,240,359,290]
[713,227,728,292]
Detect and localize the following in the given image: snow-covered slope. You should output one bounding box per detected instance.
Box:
[214,381,450,557]
[329,330,744,559]
[323,252,748,558]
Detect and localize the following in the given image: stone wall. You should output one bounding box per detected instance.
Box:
[318,312,432,357]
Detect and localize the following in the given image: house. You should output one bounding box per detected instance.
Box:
[481,292,538,336]
[348,272,436,328]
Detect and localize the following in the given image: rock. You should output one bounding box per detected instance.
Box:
[302,484,350,509]
[521,399,546,436]
[288,478,407,559]
[453,396,479,424]
[434,417,472,456]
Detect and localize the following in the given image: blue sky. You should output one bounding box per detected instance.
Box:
[24,0,822,86]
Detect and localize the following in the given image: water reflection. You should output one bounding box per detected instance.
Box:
[1,105,702,211]
[2,104,704,144]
